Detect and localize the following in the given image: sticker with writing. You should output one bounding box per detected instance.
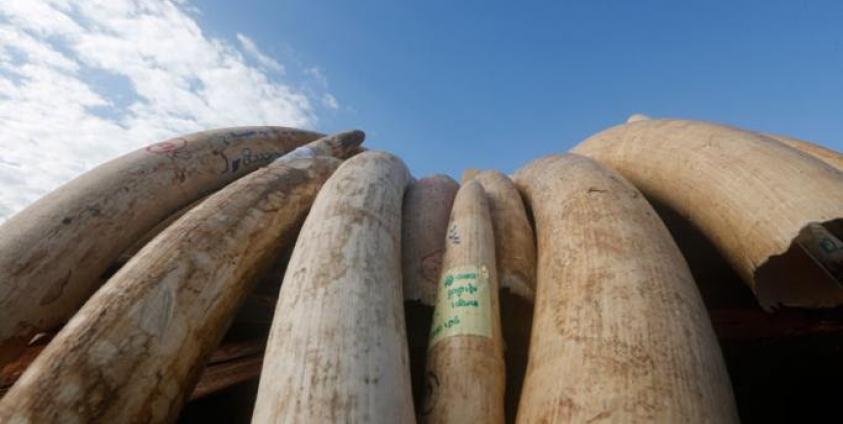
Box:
[429,265,491,348]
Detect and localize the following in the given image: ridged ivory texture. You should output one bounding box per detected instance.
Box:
[573,119,843,309]
[0,126,322,365]
[513,154,737,423]
[0,155,341,423]
[252,151,415,423]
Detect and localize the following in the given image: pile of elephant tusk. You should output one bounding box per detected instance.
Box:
[1,115,841,423]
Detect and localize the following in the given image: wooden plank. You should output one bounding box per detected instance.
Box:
[189,356,264,401]
[2,339,266,400]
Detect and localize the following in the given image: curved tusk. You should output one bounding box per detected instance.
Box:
[0,126,325,366]
[513,153,738,423]
[0,145,346,422]
[573,118,843,310]
[252,151,414,423]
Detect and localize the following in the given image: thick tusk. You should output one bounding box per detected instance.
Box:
[112,130,365,268]
[462,169,535,423]
[0,126,325,366]
[401,174,459,410]
[251,151,414,423]
[573,119,843,310]
[0,136,352,422]
[421,181,505,423]
[513,154,738,423]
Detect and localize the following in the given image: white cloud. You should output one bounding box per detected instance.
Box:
[236,33,284,74]
[305,66,328,87]
[0,0,339,221]
[322,93,339,110]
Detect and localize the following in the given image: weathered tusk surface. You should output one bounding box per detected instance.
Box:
[764,133,843,172]
[513,154,738,423]
[251,151,414,423]
[462,169,535,423]
[401,174,459,411]
[573,118,843,310]
[421,180,505,424]
[0,146,346,422]
[0,126,324,366]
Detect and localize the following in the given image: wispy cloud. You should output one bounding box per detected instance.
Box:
[236,33,284,74]
[0,0,339,220]
[322,93,339,110]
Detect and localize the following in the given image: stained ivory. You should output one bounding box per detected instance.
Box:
[574,118,843,310]
[513,154,738,423]
[252,151,414,423]
[463,170,535,423]
[403,175,461,304]
[115,130,365,265]
[401,174,460,410]
[0,126,323,366]
[627,113,843,172]
[0,146,348,422]
[421,181,505,424]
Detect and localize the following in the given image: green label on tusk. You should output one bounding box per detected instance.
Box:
[429,265,492,348]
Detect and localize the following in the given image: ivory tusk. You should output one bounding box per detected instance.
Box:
[401,174,459,411]
[573,118,843,310]
[513,154,738,423]
[251,151,415,423]
[0,133,355,422]
[0,126,325,366]
[421,181,505,423]
[462,169,535,423]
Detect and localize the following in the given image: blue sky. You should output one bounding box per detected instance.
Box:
[194,0,843,177]
[1,1,841,218]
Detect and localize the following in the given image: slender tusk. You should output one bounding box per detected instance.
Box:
[421,180,505,423]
